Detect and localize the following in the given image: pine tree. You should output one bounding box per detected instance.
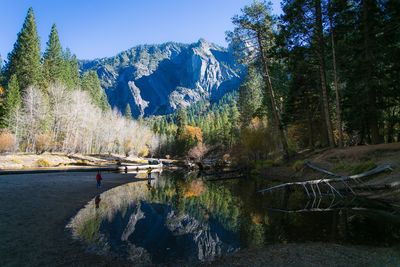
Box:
[0,54,3,85]
[315,0,335,147]
[4,75,22,128]
[62,48,81,90]
[0,55,5,126]
[125,104,132,119]
[43,24,64,87]
[81,71,109,110]
[176,108,188,135]
[6,7,42,91]
[238,66,264,126]
[227,0,290,157]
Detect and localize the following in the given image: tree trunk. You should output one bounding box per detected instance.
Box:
[305,95,315,148]
[315,0,335,147]
[329,2,344,148]
[362,0,382,144]
[256,33,290,158]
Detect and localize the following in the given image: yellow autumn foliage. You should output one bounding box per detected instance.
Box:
[179,125,203,143]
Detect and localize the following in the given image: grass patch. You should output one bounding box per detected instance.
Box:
[333,160,377,175]
[11,157,23,164]
[36,158,51,167]
[76,215,102,243]
[292,160,304,171]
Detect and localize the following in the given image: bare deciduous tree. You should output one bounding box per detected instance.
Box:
[11,85,159,155]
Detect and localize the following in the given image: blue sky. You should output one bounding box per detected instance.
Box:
[1,0,282,60]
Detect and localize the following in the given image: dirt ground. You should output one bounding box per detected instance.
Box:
[257,143,400,185]
[204,243,400,267]
[312,143,400,164]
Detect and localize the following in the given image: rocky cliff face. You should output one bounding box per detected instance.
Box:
[98,202,238,264]
[80,39,243,117]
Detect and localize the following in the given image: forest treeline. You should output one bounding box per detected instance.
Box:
[150,0,399,161]
[1,2,399,161]
[0,8,158,155]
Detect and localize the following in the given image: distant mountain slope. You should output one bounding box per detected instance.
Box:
[80,39,244,117]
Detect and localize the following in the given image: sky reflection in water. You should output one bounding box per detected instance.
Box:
[67,171,400,264]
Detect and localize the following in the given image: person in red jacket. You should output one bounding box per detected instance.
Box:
[96,171,102,188]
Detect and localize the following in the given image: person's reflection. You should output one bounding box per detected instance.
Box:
[95,195,101,209]
[147,167,152,190]
[147,179,152,191]
[147,174,152,191]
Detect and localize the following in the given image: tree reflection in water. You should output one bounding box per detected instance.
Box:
[67,171,400,264]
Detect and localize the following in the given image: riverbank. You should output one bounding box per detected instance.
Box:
[249,143,400,186]
[0,171,136,267]
[0,153,142,170]
[211,143,400,266]
[1,144,400,266]
[0,152,181,172]
[205,243,400,266]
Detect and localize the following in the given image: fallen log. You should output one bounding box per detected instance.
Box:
[305,161,393,179]
[258,163,394,198]
[305,161,342,177]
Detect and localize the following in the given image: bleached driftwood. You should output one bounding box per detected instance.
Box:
[258,163,393,198]
[305,161,393,179]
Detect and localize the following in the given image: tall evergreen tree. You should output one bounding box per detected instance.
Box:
[43,24,64,87]
[383,0,400,142]
[0,54,3,86]
[4,75,22,128]
[315,0,335,147]
[176,108,188,135]
[328,0,344,147]
[6,7,42,90]
[81,71,109,111]
[228,0,290,158]
[332,0,388,144]
[62,48,81,90]
[238,66,264,126]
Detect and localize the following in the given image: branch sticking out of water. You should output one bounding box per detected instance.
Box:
[258,162,394,198]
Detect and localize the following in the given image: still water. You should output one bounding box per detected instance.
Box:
[68,170,400,265]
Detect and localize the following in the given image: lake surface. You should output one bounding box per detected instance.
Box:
[1,170,399,266]
[69,171,400,265]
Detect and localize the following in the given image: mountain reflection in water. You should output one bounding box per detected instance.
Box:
[67,171,400,265]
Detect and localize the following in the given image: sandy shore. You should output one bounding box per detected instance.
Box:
[0,152,149,170]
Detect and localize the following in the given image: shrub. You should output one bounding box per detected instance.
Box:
[0,131,17,153]
[35,133,52,154]
[233,117,280,163]
[36,158,51,167]
[292,160,304,171]
[123,139,133,157]
[138,146,149,157]
[187,143,208,160]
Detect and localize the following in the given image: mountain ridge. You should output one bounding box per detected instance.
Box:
[80,39,244,117]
